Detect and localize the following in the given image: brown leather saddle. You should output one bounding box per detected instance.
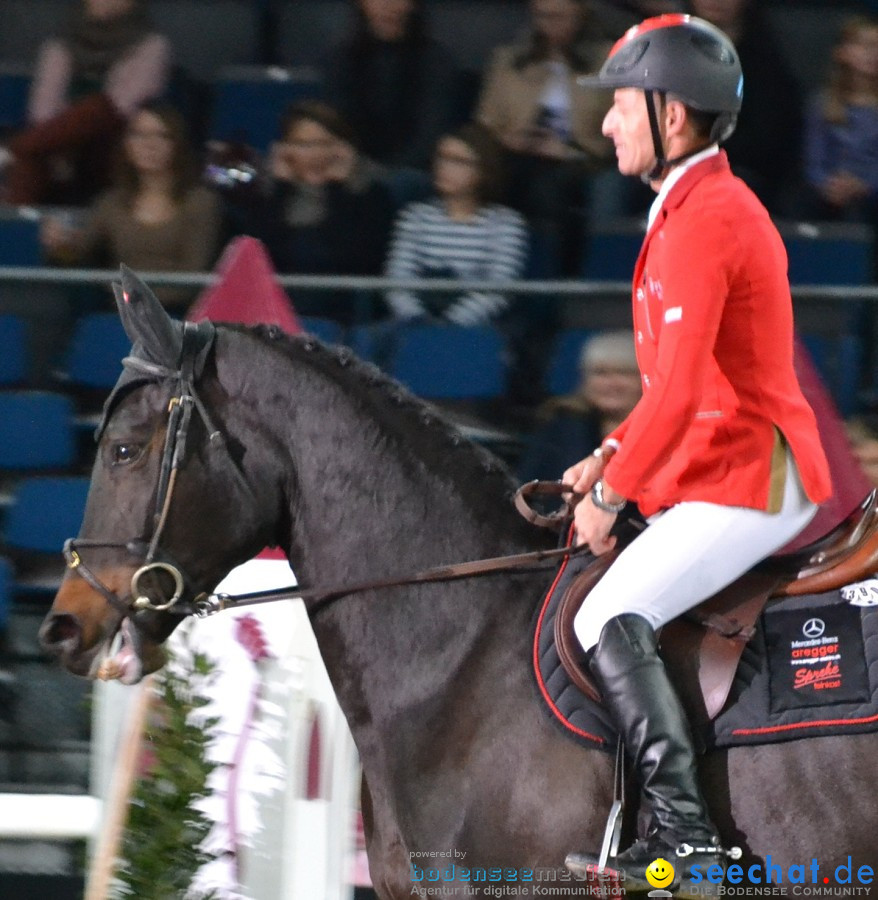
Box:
[541,488,878,721]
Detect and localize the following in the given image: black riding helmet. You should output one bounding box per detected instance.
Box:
[580,14,743,179]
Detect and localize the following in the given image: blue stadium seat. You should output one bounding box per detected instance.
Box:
[582,221,644,280]
[211,65,323,154]
[348,324,378,363]
[3,476,90,596]
[299,316,343,345]
[780,222,874,286]
[545,329,593,396]
[0,212,41,267]
[63,312,130,389]
[0,315,28,386]
[4,476,89,557]
[391,324,506,399]
[0,65,30,133]
[0,391,75,472]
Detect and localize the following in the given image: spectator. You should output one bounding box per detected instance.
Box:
[802,16,878,227]
[846,413,878,488]
[5,0,170,206]
[246,101,395,320]
[686,0,803,213]
[517,330,640,482]
[476,0,614,272]
[41,102,221,310]
[385,123,528,326]
[324,0,459,169]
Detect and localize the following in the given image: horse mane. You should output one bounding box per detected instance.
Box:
[226,324,534,537]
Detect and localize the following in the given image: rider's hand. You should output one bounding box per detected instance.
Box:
[563,449,621,553]
[562,450,605,498]
[572,495,618,553]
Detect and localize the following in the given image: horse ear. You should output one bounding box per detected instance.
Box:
[113,264,183,369]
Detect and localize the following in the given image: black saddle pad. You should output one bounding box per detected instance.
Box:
[712,579,878,748]
[532,543,878,752]
[531,542,618,753]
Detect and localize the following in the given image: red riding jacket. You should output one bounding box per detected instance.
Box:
[602,151,832,518]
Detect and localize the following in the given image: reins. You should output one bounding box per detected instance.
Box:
[197,487,587,617]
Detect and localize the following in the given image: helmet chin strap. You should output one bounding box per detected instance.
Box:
[642,90,712,184]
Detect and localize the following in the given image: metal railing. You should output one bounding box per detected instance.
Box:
[0,265,876,300]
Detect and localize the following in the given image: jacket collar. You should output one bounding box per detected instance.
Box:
[634,150,731,282]
[660,149,729,213]
[641,150,730,245]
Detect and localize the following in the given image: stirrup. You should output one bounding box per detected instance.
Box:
[598,741,625,869]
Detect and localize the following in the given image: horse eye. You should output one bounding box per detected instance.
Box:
[111,443,144,465]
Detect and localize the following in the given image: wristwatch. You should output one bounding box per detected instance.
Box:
[590,479,627,514]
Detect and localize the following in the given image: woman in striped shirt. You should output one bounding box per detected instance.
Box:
[385,123,529,326]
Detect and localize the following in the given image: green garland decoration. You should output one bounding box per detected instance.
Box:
[111,641,222,900]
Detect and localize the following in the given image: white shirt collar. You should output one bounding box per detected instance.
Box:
[647,144,720,230]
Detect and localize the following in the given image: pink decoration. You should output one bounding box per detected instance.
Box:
[234,614,272,663]
[187,236,302,335]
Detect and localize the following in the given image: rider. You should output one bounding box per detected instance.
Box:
[563,14,832,884]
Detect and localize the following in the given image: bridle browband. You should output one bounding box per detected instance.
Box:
[63,328,590,622]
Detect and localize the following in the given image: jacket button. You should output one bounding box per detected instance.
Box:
[637,331,643,343]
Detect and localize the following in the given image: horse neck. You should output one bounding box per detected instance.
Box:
[227,331,548,728]
[232,332,535,589]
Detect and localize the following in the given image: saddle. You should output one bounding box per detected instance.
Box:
[522,485,878,721]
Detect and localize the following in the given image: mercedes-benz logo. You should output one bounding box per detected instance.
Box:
[802,618,825,639]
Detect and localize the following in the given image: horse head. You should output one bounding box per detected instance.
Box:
[39,267,276,683]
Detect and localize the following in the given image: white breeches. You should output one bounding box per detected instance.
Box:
[573,451,818,652]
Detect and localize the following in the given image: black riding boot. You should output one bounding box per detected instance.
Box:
[565,614,729,892]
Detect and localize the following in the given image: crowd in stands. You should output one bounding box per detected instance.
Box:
[1,0,878,413]
[3,1,876,291]
[6,0,170,206]
[41,100,222,308]
[385,122,528,326]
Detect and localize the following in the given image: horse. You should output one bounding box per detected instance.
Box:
[40,268,878,896]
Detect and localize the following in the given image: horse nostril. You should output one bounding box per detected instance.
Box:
[40,613,83,655]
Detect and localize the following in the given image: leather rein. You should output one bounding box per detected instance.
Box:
[192,505,588,620]
[62,330,587,621]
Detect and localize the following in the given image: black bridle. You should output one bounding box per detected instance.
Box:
[63,326,590,623]
[63,322,229,620]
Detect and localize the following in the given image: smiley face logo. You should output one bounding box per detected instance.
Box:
[645,858,675,889]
